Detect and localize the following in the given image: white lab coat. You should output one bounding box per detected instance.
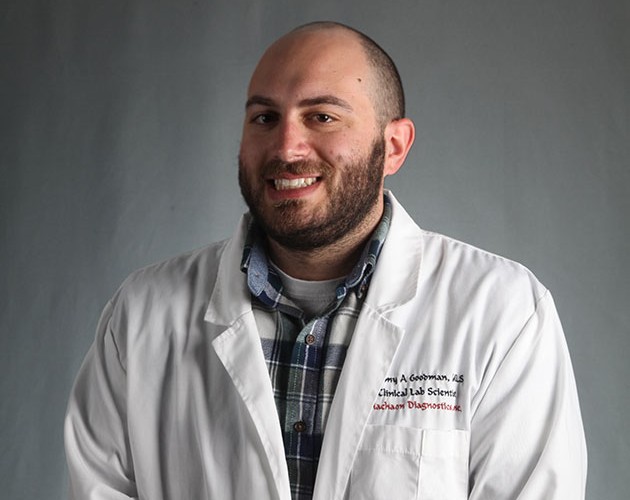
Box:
[65,192,587,499]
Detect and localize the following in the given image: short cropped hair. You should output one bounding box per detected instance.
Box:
[292,21,405,127]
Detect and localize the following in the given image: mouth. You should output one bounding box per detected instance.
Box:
[264,175,322,202]
[272,177,319,191]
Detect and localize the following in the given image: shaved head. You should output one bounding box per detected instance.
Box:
[291,21,405,128]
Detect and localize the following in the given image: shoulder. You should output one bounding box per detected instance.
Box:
[124,240,228,296]
[106,239,231,325]
[96,239,233,360]
[415,229,551,336]
[388,193,547,300]
[379,194,549,318]
[420,229,545,293]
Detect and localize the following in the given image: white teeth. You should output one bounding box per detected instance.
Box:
[273,177,317,190]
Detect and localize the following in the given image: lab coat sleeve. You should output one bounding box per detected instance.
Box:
[468,291,587,499]
[64,300,138,499]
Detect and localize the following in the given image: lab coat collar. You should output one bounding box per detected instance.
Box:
[205,190,422,326]
[203,213,253,326]
[364,190,423,313]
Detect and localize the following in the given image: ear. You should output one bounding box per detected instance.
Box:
[382,118,415,176]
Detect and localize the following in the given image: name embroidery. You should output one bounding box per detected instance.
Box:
[373,372,464,413]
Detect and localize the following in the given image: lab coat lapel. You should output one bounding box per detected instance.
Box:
[211,315,291,500]
[314,306,405,500]
[313,193,423,499]
[204,215,291,500]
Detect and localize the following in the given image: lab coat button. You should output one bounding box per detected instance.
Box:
[293,421,307,433]
[305,334,316,345]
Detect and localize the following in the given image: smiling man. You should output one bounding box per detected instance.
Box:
[238,25,412,280]
[65,22,587,500]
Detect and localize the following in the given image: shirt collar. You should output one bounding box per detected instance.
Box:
[240,193,392,313]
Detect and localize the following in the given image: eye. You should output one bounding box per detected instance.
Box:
[313,113,334,123]
[251,112,278,125]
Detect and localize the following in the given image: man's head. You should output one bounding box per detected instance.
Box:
[238,22,414,253]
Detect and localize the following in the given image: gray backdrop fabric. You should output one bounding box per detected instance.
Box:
[2,0,629,498]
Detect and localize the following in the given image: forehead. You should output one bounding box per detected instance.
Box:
[247,30,374,105]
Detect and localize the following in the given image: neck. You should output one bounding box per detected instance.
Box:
[267,202,383,281]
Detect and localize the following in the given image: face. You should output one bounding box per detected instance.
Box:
[238,29,387,250]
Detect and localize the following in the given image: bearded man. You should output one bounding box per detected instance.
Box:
[65,21,587,500]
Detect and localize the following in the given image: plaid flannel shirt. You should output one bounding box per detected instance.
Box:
[240,195,392,500]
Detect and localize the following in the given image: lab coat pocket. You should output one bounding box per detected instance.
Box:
[417,429,469,499]
[348,425,469,500]
[349,425,421,500]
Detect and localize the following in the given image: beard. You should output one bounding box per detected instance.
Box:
[238,138,386,251]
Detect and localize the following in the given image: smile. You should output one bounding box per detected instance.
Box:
[273,177,318,190]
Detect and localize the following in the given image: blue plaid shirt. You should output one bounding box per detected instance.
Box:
[240,196,392,500]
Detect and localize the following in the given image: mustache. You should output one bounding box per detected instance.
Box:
[261,159,334,178]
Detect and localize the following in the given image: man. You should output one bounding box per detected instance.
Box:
[65,22,587,499]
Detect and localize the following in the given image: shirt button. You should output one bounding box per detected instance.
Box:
[305,334,316,345]
[293,421,307,433]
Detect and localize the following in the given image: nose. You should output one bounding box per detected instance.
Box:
[274,118,310,162]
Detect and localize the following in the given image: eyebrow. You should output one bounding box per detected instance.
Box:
[245,95,276,108]
[245,94,354,112]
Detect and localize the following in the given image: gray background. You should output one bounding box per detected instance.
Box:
[1,0,628,498]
